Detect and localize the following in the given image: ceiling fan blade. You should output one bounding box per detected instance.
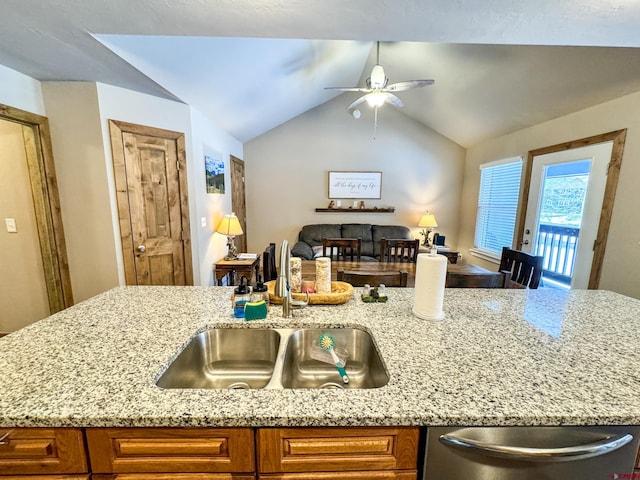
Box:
[325,86,372,93]
[383,92,404,108]
[346,95,368,110]
[384,79,434,92]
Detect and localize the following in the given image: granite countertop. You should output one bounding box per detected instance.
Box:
[1,286,640,428]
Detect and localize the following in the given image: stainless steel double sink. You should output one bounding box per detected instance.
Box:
[156,327,389,390]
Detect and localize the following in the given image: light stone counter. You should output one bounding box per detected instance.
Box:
[1,286,640,428]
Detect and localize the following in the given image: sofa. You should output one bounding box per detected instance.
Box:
[291,223,414,261]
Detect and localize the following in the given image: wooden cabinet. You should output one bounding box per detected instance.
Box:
[0,428,88,477]
[1,426,418,480]
[257,427,418,479]
[85,428,254,477]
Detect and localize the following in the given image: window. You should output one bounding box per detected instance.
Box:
[472,157,523,260]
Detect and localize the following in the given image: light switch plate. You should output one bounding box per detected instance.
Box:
[201,217,207,227]
[5,218,17,233]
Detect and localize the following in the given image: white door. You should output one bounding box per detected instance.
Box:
[522,142,612,289]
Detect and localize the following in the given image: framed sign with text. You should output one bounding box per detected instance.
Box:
[328,171,382,199]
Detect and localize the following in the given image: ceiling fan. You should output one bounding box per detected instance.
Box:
[325,41,434,136]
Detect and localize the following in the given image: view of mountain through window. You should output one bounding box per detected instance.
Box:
[539,160,591,228]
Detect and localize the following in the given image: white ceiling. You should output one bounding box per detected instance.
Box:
[2,0,640,147]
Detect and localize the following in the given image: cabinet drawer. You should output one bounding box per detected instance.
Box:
[92,475,254,480]
[259,472,416,479]
[0,477,89,480]
[257,427,418,473]
[86,428,255,474]
[0,428,88,475]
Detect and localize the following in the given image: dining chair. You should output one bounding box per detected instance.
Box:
[337,269,408,287]
[322,238,362,261]
[499,247,544,289]
[262,243,277,281]
[380,238,420,263]
[446,270,511,288]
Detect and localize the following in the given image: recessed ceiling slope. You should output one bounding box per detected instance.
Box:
[95,36,372,142]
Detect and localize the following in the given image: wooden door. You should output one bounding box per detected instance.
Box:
[110,120,193,286]
[230,155,247,254]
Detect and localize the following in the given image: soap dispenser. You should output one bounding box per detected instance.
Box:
[232,276,251,318]
[251,274,270,307]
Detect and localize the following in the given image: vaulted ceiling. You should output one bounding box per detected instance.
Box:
[2,1,640,147]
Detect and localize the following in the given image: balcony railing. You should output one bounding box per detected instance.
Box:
[534,223,580,286]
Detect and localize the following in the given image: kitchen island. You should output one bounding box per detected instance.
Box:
[1,286,640,428]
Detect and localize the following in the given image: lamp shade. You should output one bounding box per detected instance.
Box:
[216,213,243,236]
[418,213,438,228]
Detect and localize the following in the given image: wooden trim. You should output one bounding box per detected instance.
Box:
[0,103,73,312]
[517,129,627,289]
[108,120,193,285]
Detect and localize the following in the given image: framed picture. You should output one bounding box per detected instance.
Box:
[205,155,225,194]
[328,171,382,199]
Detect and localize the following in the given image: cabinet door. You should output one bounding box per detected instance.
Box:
[85,428,255,474]
[257,427,418,474]
[0,428,87,475]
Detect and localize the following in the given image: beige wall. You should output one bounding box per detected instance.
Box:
[459,90,640,299]
[41,83,120,302]
[0,119,50,331]
[244,96,466,255]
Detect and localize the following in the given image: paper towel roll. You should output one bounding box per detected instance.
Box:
[413,252,447,320]
[315,257,332,293]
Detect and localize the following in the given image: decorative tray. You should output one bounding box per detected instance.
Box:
[265,281,354,305]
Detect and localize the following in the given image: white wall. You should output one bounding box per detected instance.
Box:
[459,90,640,299]
[0,64,45,116]
[188,107,244,286]
[96,84,243,286]
[244,96,466,254]
[95,83,196,284]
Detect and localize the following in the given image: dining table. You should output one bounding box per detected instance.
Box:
[301,258,499,288]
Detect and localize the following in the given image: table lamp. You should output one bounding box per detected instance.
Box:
[216,213,243,260]
[418,212,438,247]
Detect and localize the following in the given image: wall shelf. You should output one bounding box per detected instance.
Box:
[315,207,395,213]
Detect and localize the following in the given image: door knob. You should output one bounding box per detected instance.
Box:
[136,245,146,253]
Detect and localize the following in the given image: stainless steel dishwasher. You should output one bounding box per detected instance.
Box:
[423,426,640,479]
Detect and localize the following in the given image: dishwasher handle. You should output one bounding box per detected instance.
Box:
[439,431,634,462]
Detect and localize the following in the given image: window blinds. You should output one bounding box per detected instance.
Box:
[474,158,523,257]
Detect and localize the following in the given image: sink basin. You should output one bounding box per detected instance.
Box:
[156,327,388,390]
[156,328,281,389]
[280,328,389,389]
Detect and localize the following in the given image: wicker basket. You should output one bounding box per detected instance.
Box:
[265,280,354,305]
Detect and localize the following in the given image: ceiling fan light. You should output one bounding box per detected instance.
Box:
[365,92,386,108]
[370,65,386,88]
